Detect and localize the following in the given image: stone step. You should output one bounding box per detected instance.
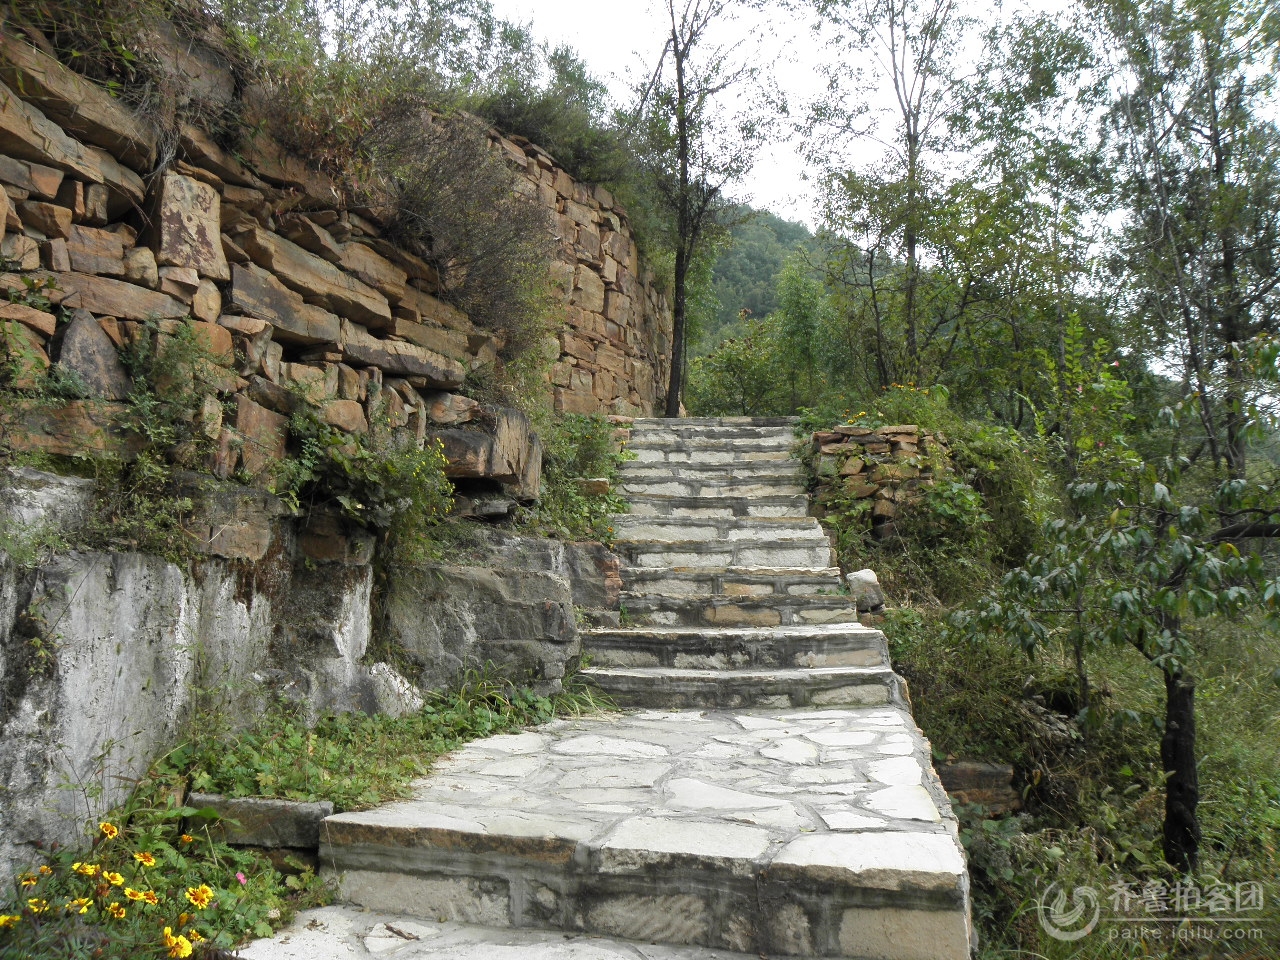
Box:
[616,537,835,570]
[619,459,803,481]
[618,592,861,628]
[609,515,827,544]
[624,493,811,519]
[629,415,798,434]
[629,442,795,464]
[581,664,905,710]
[621,566,847,598]
[627,431,797,448]
[584,623,886,670]
[319,707,972,960]
[620,474,808,499]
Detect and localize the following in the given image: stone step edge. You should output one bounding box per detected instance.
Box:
[582,664,898,681]
[629,416,799,427]
[623,566,844,579]
[585,623,881,640]
[623,566,845,578]
[320,826,968,905]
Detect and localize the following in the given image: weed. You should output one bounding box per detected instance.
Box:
[522,413,629,543]
[160,671,608,812]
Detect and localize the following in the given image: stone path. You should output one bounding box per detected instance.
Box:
[317,417,973,960]
[240,905,769,960]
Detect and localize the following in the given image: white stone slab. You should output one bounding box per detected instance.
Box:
[665,777,792,812]
[862,785,942,822]
[598,816,774,876]
[804,729,877,747]
[817,809,887,831]
[867,757,923,786]
[760,738,820,765]
[551,735,670,758]
[771,832,965,891]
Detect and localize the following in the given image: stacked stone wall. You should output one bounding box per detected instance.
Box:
[809,424,950,540]
[498,133,673,416]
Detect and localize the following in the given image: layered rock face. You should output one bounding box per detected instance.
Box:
[0,22,652,881]
[0,467,613,881]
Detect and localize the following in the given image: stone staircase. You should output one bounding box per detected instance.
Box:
[319,417,973,960]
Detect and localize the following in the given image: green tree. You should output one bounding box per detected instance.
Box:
[808,0,972,386]
[961,335,1280,872]
[629,0,775,417]
[685,315,786,415]
[1093,0,1280,478]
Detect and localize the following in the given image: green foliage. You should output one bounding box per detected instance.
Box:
[802,386,1043,601]
[525,414,629,543]
[0,521,70,570]
[464,43,626,184]
[276,405,453,561]
[162,673,606,811]
[0,787,329,959]
[1033,314,1136,482]
[685,317,788,416]
[704,208,821,348]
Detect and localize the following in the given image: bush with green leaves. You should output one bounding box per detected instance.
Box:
[275,405,453,561]
[162,672,607,811]
[524,414,629,543]
[0,786,328,959]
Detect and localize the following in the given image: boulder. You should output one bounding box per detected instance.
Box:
[235,394,288,480]
[339,320,464,388]
[58,272,187,321]
[56,309,131,400]
[0,153,63,199]
[64,224,125,276]
[0,301,55,337]
[0,81,144,210]
[0,34,157,170]
[228,263,340,346]
[16,200,72,238]
[151,172,229,282]
[339,241,407,301]
[846,568,887,612]
[238,226,390,330]
[938,762,1021,815]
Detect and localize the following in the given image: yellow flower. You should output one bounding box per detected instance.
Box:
[184,885,214,910]
[124,887,145,902]
[26,898,48,914]
[133,851,157,867]
[188,929,205,943]
[72,861,100,877]
[179,834,195,844]
[163,926,194,959]
[107,903,127,920]
[142,890,160,906]
[0,915,20,928]
[99,822,119,840]
[37,865,53,876]
[103,871,124,886]
[65,898,91,915]
[18,875,37,888]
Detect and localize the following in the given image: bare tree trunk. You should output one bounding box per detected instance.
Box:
[1161,666,1200,871]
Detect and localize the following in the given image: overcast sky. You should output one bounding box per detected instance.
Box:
[486,0,830,226]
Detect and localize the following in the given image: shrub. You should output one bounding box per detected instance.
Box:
[524,414,629,542]
[363,107,555,342]
[275,404,453,562]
